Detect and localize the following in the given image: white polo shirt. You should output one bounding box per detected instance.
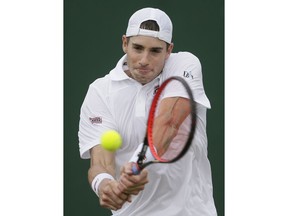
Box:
[78,52,217,216]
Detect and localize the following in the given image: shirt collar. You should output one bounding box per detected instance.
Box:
[110,54,130,81]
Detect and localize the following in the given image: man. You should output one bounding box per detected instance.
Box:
[78,7,217,215]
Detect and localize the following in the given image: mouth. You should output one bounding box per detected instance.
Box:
[137,68,151,74]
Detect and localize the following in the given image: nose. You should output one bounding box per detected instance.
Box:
[139,52,149,66]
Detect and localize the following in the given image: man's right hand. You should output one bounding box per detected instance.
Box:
[118,162,149,196]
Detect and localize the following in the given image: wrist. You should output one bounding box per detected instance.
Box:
[91,173,115,197]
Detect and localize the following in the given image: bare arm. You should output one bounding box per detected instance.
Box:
[153,97,191,156]
[88,145,116,184]
[89,145,129,211]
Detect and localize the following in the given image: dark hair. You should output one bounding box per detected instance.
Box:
[140,20,160,31]
[127,20,170,49]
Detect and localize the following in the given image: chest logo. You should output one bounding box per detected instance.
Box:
[153,85,159,96]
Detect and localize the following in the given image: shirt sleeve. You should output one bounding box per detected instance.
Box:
[162,52,211,109]
[78,82,117,159]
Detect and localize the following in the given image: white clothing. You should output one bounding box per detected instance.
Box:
[78,52,217,215]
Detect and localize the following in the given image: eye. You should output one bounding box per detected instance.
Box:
[151,48,162,53]
[133,45,143,51]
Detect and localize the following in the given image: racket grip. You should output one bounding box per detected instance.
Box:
[131,163,141,175]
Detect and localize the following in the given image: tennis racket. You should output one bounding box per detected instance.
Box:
[132,76,196,174]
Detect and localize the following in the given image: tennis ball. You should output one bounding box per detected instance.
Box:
[100,130,122,151]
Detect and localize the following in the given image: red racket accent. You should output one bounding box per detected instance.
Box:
[147,78,172,162]
[132,76,196,174]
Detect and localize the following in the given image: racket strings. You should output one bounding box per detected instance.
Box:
[152,112,176,157]
[152,96,191,160]
[145,76,195,164]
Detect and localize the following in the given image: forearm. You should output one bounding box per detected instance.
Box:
[89,145,131,210]
[153,97,191,155]
[88,145,116,185]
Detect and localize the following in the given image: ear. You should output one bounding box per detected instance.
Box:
[165,43,174,60]
[122,35,128,53]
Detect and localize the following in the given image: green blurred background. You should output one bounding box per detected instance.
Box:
[64,0,224,215]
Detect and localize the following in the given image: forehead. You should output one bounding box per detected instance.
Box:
[128,35,167,48]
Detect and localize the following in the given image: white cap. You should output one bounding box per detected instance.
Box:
[126,8,173,44]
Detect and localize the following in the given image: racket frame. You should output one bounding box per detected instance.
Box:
[135,76,196,172]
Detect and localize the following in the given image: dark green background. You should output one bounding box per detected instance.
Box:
[64,0,224,215]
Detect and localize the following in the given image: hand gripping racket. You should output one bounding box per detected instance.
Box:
[132,76,196,174]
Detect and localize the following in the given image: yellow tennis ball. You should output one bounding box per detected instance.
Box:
[100,130,122,151]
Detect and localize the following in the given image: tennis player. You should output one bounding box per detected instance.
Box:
[78,7,217,215]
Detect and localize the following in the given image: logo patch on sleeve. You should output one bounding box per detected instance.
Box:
[183,70,194,79]
[89,117,102,124]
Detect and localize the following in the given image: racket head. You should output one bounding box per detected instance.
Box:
[146,76,196,164]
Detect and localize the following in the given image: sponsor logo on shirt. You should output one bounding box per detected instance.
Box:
[183,70,194,79]
[89,117,102,124]
[153,85,159,95]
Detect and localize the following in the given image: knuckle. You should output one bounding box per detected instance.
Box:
[99,200,107,207]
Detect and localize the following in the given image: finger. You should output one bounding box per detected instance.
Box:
[139,168,148,178]
[100,182,127,210]
[110,182,130,205]
[100,193,123,211]
[120,171,149,188]
[127,195,132,202]
[113,183,131,201]
[118,192,130,201]
[127,186,145,195]
[119,173,139,188]
[117,178,126,192]
[122,163,134,175]
[128,174,149,185]
[119,178,146,195]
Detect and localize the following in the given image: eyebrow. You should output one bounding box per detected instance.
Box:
[132,43,164,51]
